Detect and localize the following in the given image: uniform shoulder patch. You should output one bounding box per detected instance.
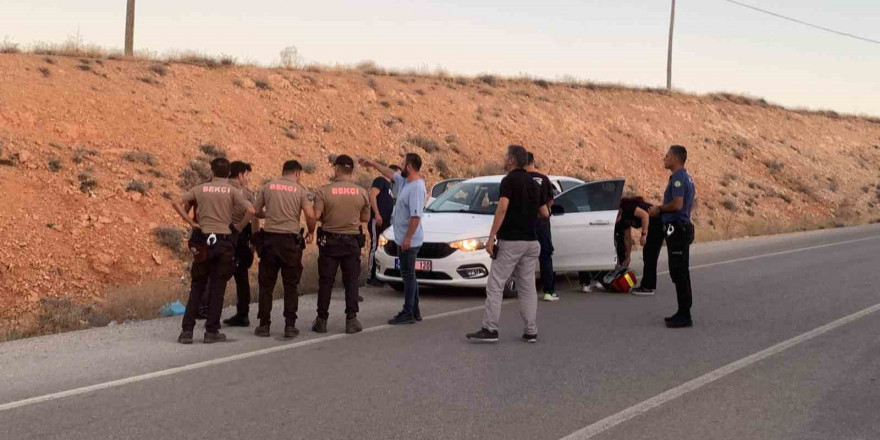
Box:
[674,180,682,188]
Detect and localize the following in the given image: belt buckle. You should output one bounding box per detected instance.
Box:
[207,233,218,246]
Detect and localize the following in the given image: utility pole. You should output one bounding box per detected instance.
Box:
[666,0,676,90]
[125,0,135,56]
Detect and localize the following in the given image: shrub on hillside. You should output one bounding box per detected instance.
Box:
[123,151,158,166]
[199,144,226,158]
[179,159,213,189]
[126,180,149,195]
[477,75,499,87]
[149,64,168,76]
[407,136,440,153]
[48,158,63,172]
[153,226,187,258]
[78,172,98,193]
[434,158,450,179]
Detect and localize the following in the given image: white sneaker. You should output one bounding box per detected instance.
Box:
[541,293,560,302]
[581,284,593,293]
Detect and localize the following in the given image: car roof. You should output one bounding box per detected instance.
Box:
[463,175,584,184]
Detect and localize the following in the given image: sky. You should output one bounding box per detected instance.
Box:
[2,0,878,115]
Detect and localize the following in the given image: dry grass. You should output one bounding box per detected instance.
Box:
[123,150,158,166]
[149,63,169,76]
[407,135,440,153]
[199,143,226,158]
[100,279,188,323]
[434,157,450,179]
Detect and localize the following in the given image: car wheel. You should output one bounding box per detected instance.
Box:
[389,282,405,292]
[502,278,518,298]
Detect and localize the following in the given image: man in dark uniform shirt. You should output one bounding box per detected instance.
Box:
[648,145,696,328]
[525,152,558,302]
[366,166,395,288]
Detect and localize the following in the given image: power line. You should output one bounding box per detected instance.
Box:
[721,0,880,45]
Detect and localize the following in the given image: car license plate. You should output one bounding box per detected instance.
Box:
[395,259,433,272]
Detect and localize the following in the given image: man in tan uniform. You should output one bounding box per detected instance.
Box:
[253,160,316,339]
[311,155,371,334]
[223,161,260,327]
[173,157,255,344]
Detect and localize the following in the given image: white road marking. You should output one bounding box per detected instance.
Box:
[559,301,880,440]
[655,234,880,276]
[0,305,486,413]
[1,233,878,413]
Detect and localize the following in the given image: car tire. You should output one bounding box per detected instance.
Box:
[502,278,518,298]
[389,282,405,292]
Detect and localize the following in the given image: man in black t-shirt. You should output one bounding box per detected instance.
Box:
[366,171,395,288]
[525,152,558,302]
[467,145,551,344]
[615,196,663,296]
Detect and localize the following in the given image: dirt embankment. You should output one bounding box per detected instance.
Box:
[1,53,879,332]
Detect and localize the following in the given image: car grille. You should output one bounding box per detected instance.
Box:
[383,269,453,280]
[383,242,456,259]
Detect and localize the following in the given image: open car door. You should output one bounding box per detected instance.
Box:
[550,179,625,271]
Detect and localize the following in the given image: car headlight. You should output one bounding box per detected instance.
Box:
[448,237,488,252]
[379,235,388,247]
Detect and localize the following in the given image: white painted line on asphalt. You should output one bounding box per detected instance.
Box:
[1,233,878,413]
[0,304,486,413]
[559,301,880,440]
[655,235,880,276]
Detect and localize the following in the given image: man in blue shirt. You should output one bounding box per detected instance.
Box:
[649,145,696,328]
[361,154,427,325]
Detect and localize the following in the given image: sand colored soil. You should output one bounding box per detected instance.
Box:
[1,53,879,328]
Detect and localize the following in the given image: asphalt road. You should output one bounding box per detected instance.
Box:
[1,225,879,440]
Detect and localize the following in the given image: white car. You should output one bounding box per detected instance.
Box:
[374,175,625,294]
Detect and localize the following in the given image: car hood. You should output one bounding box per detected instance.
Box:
[383,212,493,243]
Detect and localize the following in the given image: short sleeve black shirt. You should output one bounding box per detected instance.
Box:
[619,199,652,229]
[528,171,553,227]
[371,177,394,221]
[498,169,540,241]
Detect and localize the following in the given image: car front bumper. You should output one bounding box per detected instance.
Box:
[374,245,491,288]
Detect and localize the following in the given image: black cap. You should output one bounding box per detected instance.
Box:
[334,154,355,170]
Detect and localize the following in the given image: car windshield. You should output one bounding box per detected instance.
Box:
[426,182,500,214]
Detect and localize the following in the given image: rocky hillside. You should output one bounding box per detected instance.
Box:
[1,53,879,330]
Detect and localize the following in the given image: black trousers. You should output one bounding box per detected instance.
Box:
[367,218,389,280]
[183,238,235,333]
[233,227,254,315]
[199,227,253,315]
[536,223,555,294]
[317,234,362,319]
[257,233,303,326]
[666,222,695,318]
[639,219,666,290]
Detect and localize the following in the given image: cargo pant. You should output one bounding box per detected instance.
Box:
[483,240,541,336]
[257,232,304,327]
[317,233,362,320]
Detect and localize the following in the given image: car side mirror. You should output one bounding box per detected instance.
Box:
[551,205,565,216]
